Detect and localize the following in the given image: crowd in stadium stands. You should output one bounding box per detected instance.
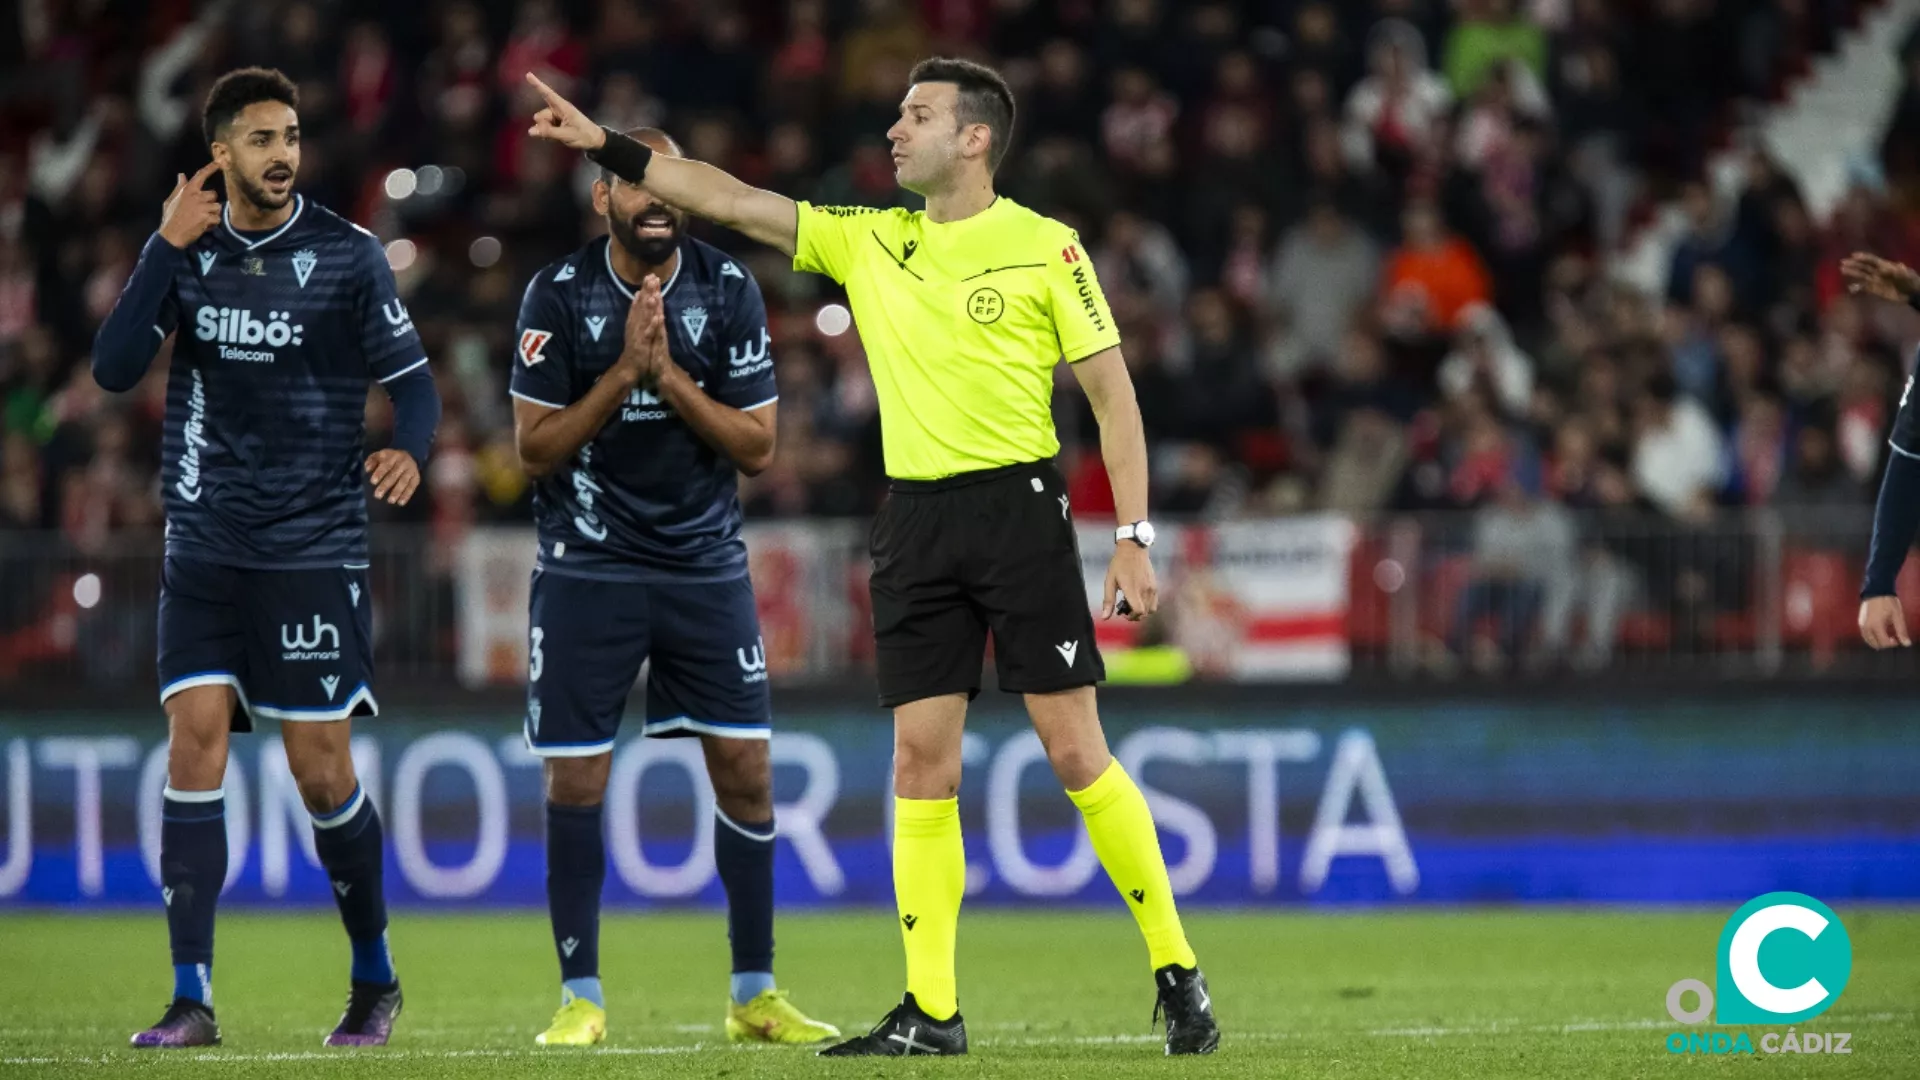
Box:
[0,0,1916,663]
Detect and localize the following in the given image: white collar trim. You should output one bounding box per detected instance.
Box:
[223,194,305,249]
[603,237,682,300]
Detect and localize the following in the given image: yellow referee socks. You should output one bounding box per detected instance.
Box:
[893,796,965,1021]
[1068,760,1198,972]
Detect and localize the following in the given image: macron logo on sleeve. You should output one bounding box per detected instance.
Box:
[519,329,552,366]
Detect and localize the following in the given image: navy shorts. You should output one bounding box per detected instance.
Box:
[524,570,771,756]
[157,555,377,733]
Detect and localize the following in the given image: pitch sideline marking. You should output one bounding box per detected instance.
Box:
[1,1012,1909,1066]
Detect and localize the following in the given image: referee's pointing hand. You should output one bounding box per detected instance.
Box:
[1104,544,1157,622]
[524,72,603,151]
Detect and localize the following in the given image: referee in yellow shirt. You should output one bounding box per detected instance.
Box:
[524,58,1218,1057]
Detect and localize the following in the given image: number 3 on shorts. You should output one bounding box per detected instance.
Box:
[529,626,545,682]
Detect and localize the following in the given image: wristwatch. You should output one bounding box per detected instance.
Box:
[1116,521,1156,549]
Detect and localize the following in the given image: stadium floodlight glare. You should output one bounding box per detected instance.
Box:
[815,303,852,337]
[385,238,417,271]
[416,165,445,197]
[384,168,418,200]
[469,236,502,268]
[72,573,101,610]
[1373,559,1406,593]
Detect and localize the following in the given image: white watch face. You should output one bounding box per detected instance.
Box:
[1132,521,1156,547]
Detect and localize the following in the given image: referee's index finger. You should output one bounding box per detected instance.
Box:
[524,71,565,109]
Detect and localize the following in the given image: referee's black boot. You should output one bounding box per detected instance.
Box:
[817,993,967,1057]
[1154,964,1220,1055]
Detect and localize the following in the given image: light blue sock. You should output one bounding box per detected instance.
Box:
[350,931,395,985]
[173,963,211,1005]
[563,977,605,1009]
[731,971,776,1005]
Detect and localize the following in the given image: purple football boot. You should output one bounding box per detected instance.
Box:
[324,980,403,1047]
[130,998,221,1048]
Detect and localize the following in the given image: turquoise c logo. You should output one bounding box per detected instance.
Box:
[1714,892,1852,1024]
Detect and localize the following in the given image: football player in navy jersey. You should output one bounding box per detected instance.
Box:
[92,68,439,1049]
[509,129,836,1047]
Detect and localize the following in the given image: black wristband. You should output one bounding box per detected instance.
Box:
[587,127,652,184]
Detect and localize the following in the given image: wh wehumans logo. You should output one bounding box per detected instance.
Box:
[281,615,342,662]
[737,637,768,684]
[1664,892,1854,1056]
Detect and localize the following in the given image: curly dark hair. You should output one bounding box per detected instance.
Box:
[908,57,1015,173]
[201,67,299,146]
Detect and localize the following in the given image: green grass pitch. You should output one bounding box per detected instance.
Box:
[3,909,1917,1078]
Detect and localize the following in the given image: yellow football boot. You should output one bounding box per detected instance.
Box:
[725,989,841,1045]
[535,995,606,1047]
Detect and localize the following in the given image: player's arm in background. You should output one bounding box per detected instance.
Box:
[356,231,441,506]
[653,266,777,475]
[1842,252,1920,647]
[523,73,799,258]
[1052,234,1155,622]
[513,274,666,478]
[92,163,222,391]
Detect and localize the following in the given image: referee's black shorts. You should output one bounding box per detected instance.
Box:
[869,458,1105,708]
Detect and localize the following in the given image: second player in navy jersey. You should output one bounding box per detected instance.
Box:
[508,128,837,1047]
[91,69,433,1049]
[510,226,776,581]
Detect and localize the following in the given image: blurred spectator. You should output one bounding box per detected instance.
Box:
[1343,20,1453,180]
[1380,201,1493,336]
[1319,408,1409,516]
[1097,210,1188,321]
[1453,466,1573,670]
[1439,303,1534,419]
[840,0,928,102]
[1444,0,1548,99]
[1101,67,1178,173]
[1267,200,1380,377]
[1632,372,1726,523]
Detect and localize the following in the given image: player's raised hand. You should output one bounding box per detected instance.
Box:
[1103,545,1158,622]
[525,72,605,151]
[159,162,223,250]
[365,448,421,506]
[1860,595,1912,650]
[1841,252,1920,304]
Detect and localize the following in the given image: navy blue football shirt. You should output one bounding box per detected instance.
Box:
[142,196,429,567]
[509,236,778,583]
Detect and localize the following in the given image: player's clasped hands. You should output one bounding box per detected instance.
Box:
[159,162,223,250]
[365,449,421,506]
[1859,595,1912,650]
[617,275,668,387]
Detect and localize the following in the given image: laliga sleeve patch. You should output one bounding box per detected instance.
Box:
[519,329,553,366]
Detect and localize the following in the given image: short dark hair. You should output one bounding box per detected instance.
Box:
[202,67,298,145]
[908,57,1015,173]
